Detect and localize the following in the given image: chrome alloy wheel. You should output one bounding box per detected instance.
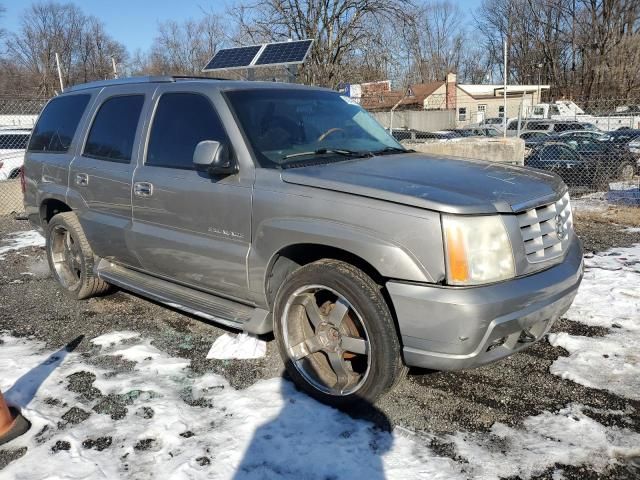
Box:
[282,284,371,396]
[49,225,83,290]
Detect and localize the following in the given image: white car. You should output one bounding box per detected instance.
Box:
[0,128,31,181]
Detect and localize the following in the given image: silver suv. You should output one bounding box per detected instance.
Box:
[23,76,584,406]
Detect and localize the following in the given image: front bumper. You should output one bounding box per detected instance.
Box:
[387,236,584,371]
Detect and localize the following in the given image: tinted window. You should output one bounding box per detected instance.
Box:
[0,134,30,150]
[28,94,90,153]
[147,93,228,169]
[83,95,144,163]
[527,122,550,131]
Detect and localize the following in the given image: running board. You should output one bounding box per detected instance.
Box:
[96,260,272,334]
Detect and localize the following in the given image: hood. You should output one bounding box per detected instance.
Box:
[281,153,566,214]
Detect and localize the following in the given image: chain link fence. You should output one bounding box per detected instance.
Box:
[1,96,46,221]
[1,93,639,227]
[360,92,640,206]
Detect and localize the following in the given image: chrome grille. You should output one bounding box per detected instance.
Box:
[517,193,573,263]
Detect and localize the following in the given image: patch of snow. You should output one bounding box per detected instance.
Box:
[90,331,140,347]
[0,332,465,480]
[450,404,640,479]
[0,230,44,260]
[206,333,267,360]
[547,244,640,399]
[624,227,640,233]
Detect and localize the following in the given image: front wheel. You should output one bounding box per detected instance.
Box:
[273,259,406,407]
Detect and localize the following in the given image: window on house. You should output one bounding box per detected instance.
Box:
[458,107,467,121]
[498,105,505,118]
[477,104,487,113]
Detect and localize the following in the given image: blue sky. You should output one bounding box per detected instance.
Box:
[2,0,483,53]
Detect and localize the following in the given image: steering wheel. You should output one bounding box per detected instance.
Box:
[317,127,346,142]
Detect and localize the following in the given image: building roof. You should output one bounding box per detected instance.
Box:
[458,84,550,98]
[360,81,444,110]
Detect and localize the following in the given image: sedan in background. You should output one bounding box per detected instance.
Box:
[0,128,31,181]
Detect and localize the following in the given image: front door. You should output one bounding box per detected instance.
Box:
[69,85,151,267]
[131,88,253,300]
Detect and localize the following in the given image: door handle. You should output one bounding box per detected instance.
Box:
[75,173,89,186]
[134,182,153,197]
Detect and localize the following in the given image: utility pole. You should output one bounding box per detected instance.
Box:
[55,52,64,92]
[111,57,118,79]
[503,39,507,138]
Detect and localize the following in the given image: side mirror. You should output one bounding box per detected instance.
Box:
[193,140,237,176]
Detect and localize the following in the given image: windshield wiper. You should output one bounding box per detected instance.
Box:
[282,148,370,160]
[370,146,412,155]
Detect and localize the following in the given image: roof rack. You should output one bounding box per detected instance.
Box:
[63,75,225,93]
[64,76,175,92]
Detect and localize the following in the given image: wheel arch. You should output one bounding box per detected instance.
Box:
[40,197,72,225]
[265,243,386,307]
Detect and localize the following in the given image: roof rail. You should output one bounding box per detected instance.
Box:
[64,76,175,93]
[172,75,226,81]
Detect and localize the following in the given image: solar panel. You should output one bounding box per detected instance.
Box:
[203,46,262,71]
[254,40,313,66]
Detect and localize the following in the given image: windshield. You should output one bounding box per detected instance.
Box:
[225,89,404,167]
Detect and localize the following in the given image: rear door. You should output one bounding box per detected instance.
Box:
[130,86,253,299]
[69,85,151,267]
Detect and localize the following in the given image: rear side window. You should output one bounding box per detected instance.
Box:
[83,95,145,163]
[28,94,90,153]
[146,93,228,170]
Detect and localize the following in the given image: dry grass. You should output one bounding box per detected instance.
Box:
[574,205,640,227]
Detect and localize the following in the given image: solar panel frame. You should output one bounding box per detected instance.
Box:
[254,40,313,67]
[202,45,262,71]
[202,40,313,72]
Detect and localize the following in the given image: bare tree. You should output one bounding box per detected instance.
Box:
[475,0,640,99]
[3,2,126,96]
[145,12,228,75]
[231,0,412,87]
[403,1,466,83]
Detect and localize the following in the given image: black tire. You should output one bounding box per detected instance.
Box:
[273,259,406,407]
[45,212,110,300]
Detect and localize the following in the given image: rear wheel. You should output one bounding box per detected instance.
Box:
[274,259,406,407]
[46,212,110,299]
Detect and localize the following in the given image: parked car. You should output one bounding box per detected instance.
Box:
[445,127,501,138]
[24,76,583,406]
[390,128,451,142]
[525,138,635,188]
[556,130,610,141]
[0,128,31,181]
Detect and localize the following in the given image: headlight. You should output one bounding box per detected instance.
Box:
[442,215,515,285]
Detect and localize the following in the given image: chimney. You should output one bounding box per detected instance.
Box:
[445,72,457,110]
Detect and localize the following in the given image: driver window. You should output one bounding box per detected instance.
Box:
[146,92,229,170]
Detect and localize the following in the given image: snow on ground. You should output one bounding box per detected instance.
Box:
[0,333,464,480]
[1,235,639,478]
[0,230,44,260]
[450,404,640,479]
[206,333,267,360]
[548,245,640,399]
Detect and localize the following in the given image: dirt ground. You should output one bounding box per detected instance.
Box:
[0,212,639,479]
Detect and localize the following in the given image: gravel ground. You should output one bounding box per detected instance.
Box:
[0,215,639,479]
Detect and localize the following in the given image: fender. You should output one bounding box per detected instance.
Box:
[247,217,437,307]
